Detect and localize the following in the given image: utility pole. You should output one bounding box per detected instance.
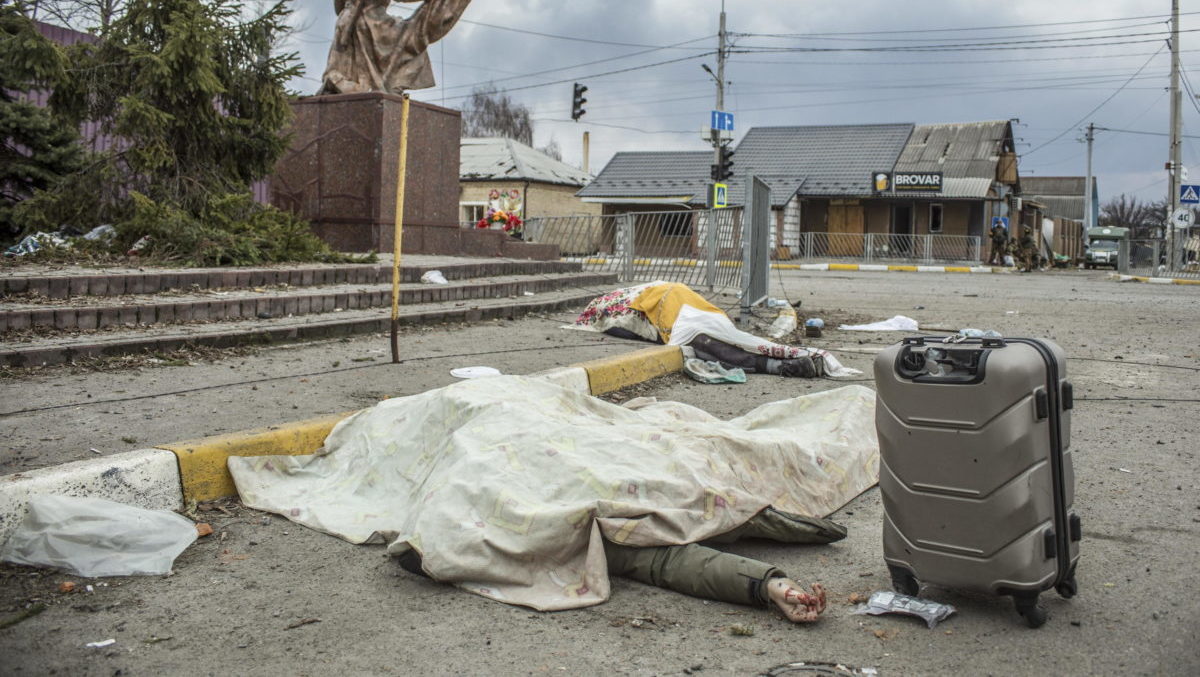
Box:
[1084,123,1095,230]
[708,1,727,206]
[1168,0,1183,271]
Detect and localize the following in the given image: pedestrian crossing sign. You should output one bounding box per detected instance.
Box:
[1181,184,1200,204]
[713,183,728,208]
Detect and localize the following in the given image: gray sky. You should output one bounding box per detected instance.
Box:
[283,0,1200,206]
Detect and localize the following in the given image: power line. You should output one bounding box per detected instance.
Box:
[437,51,714,103]
[1022,44,1166,157]
[437,35,715,94]
[453,17,713,50]
[1094,126,1200,139]
[731,11,1200,37]
[730,47,1200,68]
[733,20,1169,44]
[732,33,1189,54]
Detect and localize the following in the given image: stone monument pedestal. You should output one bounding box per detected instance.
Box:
[271,93,557,259]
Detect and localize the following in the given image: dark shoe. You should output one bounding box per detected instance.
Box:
[779,356,817,378]
[396,548,430,578]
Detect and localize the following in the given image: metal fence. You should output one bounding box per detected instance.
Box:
[787,233,982,264]
[1120,236,1200,279]
[522,208,749,292]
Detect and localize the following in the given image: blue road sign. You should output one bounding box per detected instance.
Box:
[710,110,734,131]
[713,183,728,208]
[991,216,1010,230]
[1181,184,1200,204]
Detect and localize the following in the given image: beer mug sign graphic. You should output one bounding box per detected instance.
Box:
[873,172,891,193]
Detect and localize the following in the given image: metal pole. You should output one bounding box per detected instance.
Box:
[1084,123,1095,230]
[389,94,411,363]
[582,131,590,174]
[1169,0,1182,272]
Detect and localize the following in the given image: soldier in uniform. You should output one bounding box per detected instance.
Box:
[988,223,1008,265]
[1018,225,1036,272]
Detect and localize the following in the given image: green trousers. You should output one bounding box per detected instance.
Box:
[603,508,846,607]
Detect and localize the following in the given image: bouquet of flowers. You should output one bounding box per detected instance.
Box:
[475,208,523,234]
[475,189,524,236]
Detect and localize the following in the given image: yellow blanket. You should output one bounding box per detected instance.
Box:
[629,282,723,343]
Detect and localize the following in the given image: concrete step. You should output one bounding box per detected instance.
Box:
[0,271,616,332]
[0,287,603,368]
[0,258,584,298]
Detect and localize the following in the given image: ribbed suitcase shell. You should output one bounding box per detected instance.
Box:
[874,336,1080,627]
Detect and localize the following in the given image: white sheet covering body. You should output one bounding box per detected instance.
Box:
[669,305,861,377]
[229,377,879,611]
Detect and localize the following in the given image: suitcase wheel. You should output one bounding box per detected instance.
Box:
[1013,594,1048,628]
[888,565,920,596]
[1056,573,1078,599]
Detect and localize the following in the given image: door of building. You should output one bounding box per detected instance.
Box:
[892,204,913,256]
[828,202,864,255]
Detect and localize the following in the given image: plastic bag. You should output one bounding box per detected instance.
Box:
[852,590,956,628]
[0,495,198,577]
[767,307,798,339]
[958,328,1002,338]
[683,358,747,384]
[420,270,449,284]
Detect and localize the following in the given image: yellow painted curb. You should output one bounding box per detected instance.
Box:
[578,345,684,395]
[773,263,802,270]
[1178,278,1200,285]
[888,265,918,272]
[159,412,353,503]
[828,263,860,271]
[944,266,971,273]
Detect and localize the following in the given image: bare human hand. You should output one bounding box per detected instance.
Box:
[765,578,827,623]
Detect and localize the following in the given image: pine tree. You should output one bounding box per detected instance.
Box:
[27,0,348,265]
[0,4,85,241]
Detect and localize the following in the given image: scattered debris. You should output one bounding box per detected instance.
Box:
[420,270,449,285]
[847,592,869,605]
[143,635,174,644]
[0,495,199,577]
[58,581,77,594]
[683,358,747,384]
[871,628,900,641]
[729,623,755,636]
[1117,468,1133,474]
[449,366,502,379]
[195,523,214,537]
[285,617,320,630]
[839,316,919,332]
[758,661,878,676]
[85,639,116,648]
[852,591,956,628]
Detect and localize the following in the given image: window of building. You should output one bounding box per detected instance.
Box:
[460,203,486,225]
[929,203,943,233]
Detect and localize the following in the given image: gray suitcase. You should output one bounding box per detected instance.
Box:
[874,336,1080,628]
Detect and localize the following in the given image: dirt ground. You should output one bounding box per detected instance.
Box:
[1,268,1198,676]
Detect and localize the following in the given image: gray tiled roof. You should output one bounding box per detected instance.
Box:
[894,121,1011,198]
[576,151,713,203]
[735,124,914,197]
[460,137,593,187]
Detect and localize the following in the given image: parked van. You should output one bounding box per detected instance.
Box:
[1084,226,1129,269]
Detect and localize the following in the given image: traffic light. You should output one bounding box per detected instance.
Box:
[571,83,587,121]
[716,145,734,181]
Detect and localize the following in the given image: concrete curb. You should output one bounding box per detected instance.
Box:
[0,346,683,542]
[772,263,999,273]
[1110,273,1200,286]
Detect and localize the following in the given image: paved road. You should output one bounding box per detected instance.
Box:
[2,269,1198,675]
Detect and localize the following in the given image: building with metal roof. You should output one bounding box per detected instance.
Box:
[1022,176,1097,223]
[459,137,599,226]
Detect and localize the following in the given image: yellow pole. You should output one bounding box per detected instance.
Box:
[390,94,411,363]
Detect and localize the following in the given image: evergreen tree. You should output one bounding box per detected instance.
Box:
[0,4,85,241]
[26,0,347,265]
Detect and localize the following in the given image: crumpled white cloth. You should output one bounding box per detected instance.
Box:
[670,305,861,377]
[839,315,920,332]
[229,377,880,611]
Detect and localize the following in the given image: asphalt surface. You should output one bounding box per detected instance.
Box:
[1,268,1198,675]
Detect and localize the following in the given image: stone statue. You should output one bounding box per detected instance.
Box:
[320,0,472,95]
